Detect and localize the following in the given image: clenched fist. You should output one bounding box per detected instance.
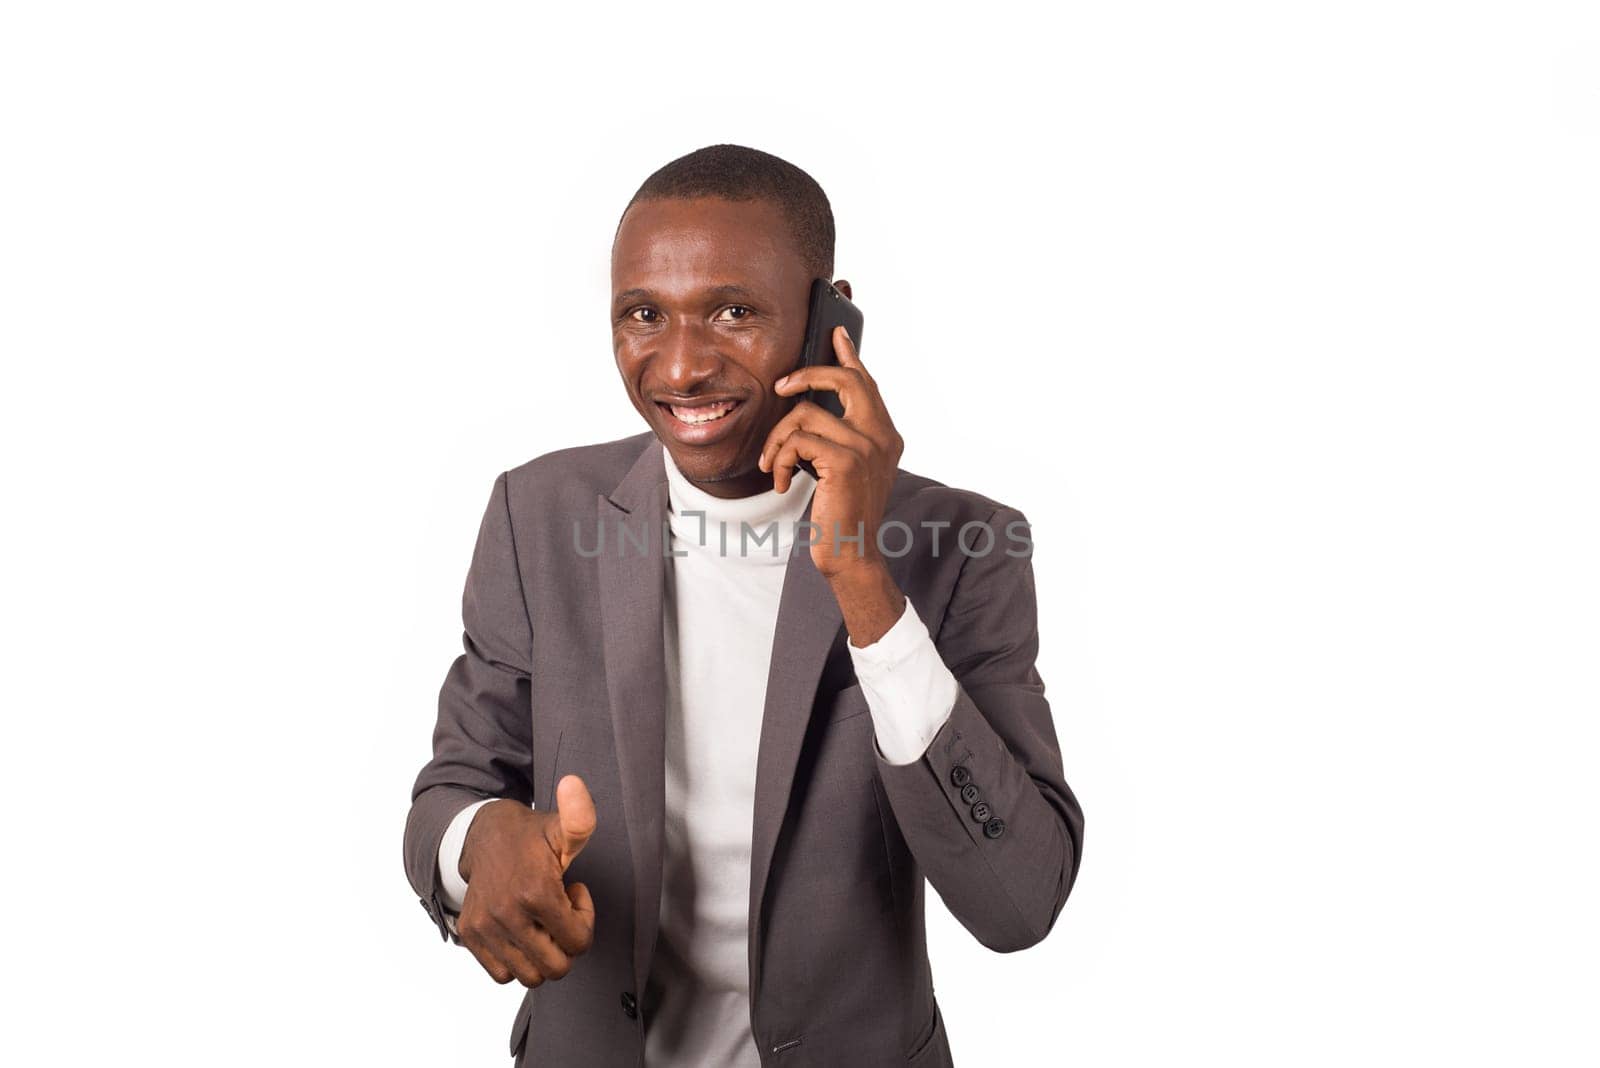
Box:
[455,776,597,987]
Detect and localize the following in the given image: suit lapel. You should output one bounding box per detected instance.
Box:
[744,501,840,997]
[745,470,922,998]
[596,437,670,996]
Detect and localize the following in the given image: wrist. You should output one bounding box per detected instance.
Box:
[829,559,905,648]
[458,798,517,883]
[825,553,892,591]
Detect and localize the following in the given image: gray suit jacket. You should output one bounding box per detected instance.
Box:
[403,431,1085,1067]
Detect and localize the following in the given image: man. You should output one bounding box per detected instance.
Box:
[403,144,1085,1067]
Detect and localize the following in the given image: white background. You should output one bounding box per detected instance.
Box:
[3,2,1597,1065]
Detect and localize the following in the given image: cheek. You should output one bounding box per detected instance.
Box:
[732,335,799,390]
[613,340,645,379]
[612,352,651,414]
[751,393,798,440]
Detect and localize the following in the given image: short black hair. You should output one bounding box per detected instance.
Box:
[618,144,835,279]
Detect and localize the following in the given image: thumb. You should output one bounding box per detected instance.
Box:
[547,774,597,871]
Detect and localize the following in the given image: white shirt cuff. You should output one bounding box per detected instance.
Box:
[437,798,496,914]
[847,597,959,765]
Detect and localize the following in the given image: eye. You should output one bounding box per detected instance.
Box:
[714,305,753,323]
[629,307,662,324]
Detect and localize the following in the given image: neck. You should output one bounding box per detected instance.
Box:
[661,444,816,563]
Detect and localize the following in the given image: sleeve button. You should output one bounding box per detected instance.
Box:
[971,800,992,822]
[950,764,972,788]
[960,783,980,805]
[983,816,1006,839]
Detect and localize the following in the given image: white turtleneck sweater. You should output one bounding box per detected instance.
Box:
[438,447,959,1065]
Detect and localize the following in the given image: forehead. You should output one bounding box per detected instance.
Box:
[611,196,808,295]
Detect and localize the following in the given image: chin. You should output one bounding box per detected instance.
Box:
[663,442,754,483]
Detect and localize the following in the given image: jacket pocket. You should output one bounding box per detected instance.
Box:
[906,999,945,1064]
[542,730,565,810]
[825,682,871,724]
[869,772,901,916]
[509,988,535,1059]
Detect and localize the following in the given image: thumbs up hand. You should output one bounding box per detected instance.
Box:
[455,778,598,988]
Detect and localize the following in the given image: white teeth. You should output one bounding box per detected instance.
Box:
[669,401,737,425]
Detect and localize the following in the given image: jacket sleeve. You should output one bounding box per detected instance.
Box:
[872,505,1085,953]
[402,471,535,944]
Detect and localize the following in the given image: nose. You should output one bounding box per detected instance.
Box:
[656,320,721,394]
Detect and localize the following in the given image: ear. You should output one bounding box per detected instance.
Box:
[832,278,853,300]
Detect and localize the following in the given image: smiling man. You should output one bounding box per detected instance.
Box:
[403,144,1085,1067]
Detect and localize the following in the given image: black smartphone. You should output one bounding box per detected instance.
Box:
[794,277,864,479]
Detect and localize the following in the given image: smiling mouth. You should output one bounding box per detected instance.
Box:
[658,399,743,426]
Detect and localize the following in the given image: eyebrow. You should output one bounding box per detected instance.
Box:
[611,283,766,314]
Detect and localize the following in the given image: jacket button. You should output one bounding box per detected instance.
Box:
[960,783,980,805]
[419,897,448,942]
[950,764,972,788]
[983,816,1006,839]
[620,991,638,1019]
[971,800,992,822]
